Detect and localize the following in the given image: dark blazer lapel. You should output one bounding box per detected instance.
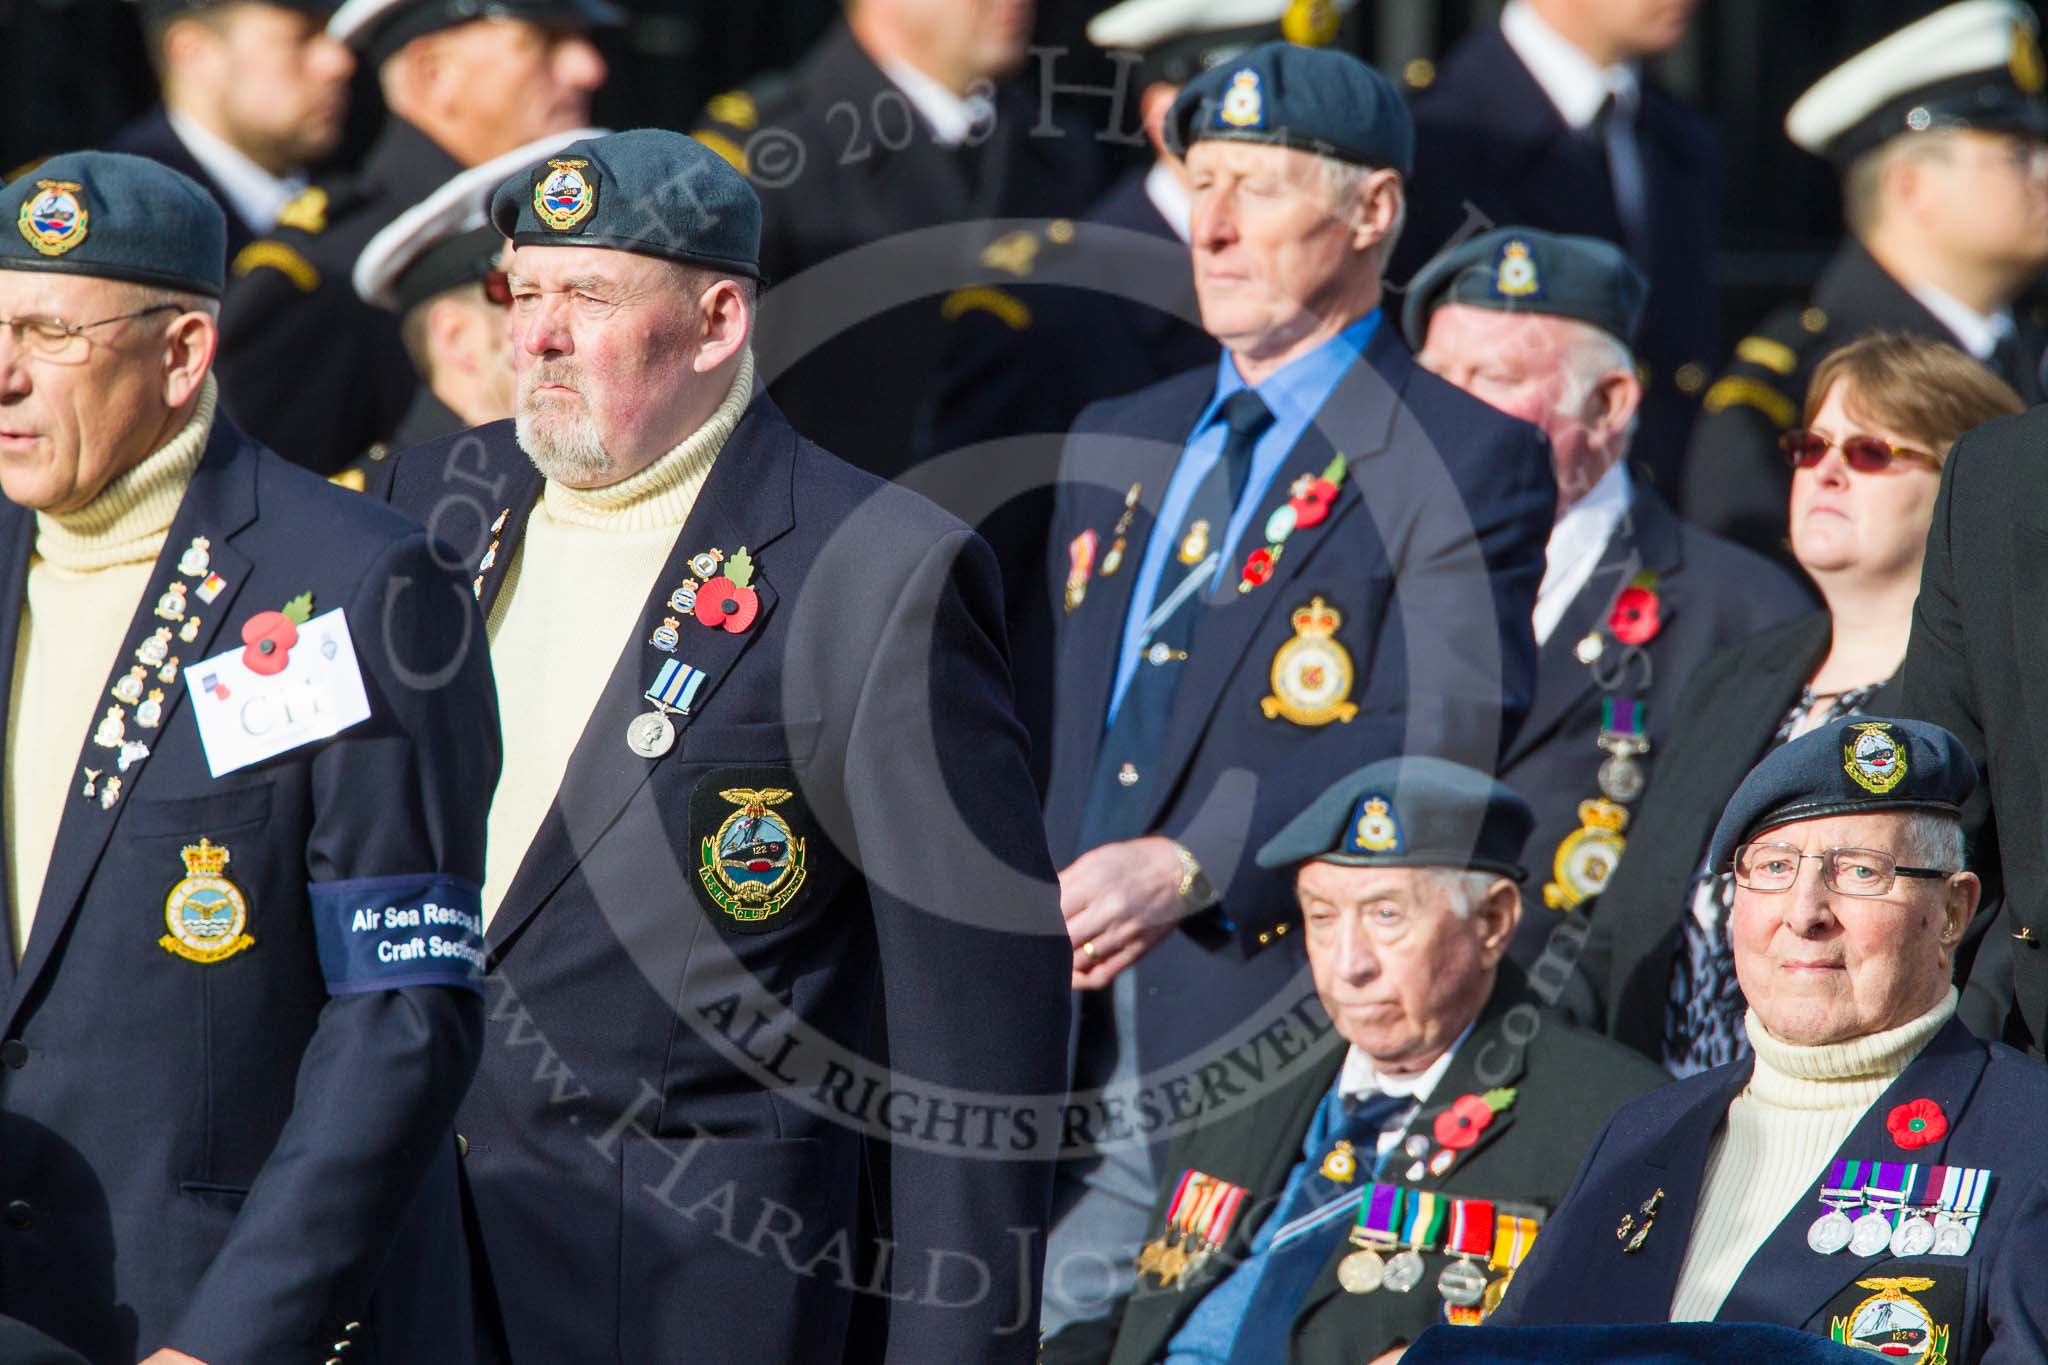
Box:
[1593,1063,1749,1310]
[476,459,544,619]
[1715,1019,1991,1326]
[1137,329,1406,831]
[485,399,798,958]
[1506,483,1687,766]
[6,419,258,1027]
[2016,524,2048,770]
[0,503,30,991]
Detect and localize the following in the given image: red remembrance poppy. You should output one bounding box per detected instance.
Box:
[1240,548,1275,588]
[240,610,298,675]
[1432,1093,1497,1151]
[1887,1098,1947,1150]
[1608,586,1662,646]
[694,577,760,634]
[1289,477,1339,529]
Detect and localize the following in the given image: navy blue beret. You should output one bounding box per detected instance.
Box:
[1167,40,1413,174]
[490,128,762,279]
[1257,755,1533,881]
[1401,226,1648,350]
[1705,717,1978,874]
[0,151,225,297]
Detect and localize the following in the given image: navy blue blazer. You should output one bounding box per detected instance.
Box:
[384,397,1072,1363]
[1043,324,1553,1077]
[1396,23,1720,501]
[1501,483,1810,969]
[1495,1016,2048,1363]
[0,417,496,1363]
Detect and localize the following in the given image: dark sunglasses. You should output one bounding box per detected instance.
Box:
[1780,428,1940,473]
[482,269,513,308]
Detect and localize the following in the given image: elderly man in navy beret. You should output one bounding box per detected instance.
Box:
[379,128,1071,1362]
[1407,227,1807,969]
[1499,717,2048,1363]
[0,152,496,1363]
[1045,755,1663,1365]
[1038,40,1559,1332]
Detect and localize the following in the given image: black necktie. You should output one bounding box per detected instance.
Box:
[1074,389,1274,850]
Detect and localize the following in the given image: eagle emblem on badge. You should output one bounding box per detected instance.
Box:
[1261,597,1359,726]
[699,788,808,926]
[161,838,255,964]
[1218,70,1265,129]
[1493,240,1541,299]
[1845,721,1907,795]
[534,158,597,231]
[1831,1278,1949,1365]
[18,180,88,257]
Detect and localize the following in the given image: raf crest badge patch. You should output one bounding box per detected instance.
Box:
[1845,721,1908,795]
[690,769,812,934]
[1492,239,1541,299]
[1260,597,1358,727]
[534,158,598,231]
[1350,794,1401,854]
[161,838,254,964]
[1218,70,1265,129]
[19,180,88,257]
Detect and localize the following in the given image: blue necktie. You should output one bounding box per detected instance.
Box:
[1075,388,1273,850]
[1220,1090,1410,1365]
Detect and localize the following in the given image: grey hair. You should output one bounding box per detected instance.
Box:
[1555,319,1639,452]
[1319,157,1407,262]
[1427,868,1505,920]
[1899,811,1966,873]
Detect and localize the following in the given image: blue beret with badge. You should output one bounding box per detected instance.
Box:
[489,128,763,280]
[0,150,226,297]
[1166,40,1413,174]
[1401,226,1648,351]
[1256,754,1533,880]
[1089,0,1360,87]
[1705,716,1979,875]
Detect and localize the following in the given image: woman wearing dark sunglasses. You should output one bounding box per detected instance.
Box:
[1573,331,2021,1074]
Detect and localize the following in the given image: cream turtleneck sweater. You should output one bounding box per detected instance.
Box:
[1668,987,1959,1320]
[481,351,755,922]
[7,377,217,961]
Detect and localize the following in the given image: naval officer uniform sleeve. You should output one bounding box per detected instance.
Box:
[837,521,1072,1362]
[166,527,499,1360]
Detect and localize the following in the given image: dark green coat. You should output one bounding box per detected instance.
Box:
[1045,973,1668,1365]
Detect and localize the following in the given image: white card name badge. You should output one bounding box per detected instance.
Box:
[186,608,373,778]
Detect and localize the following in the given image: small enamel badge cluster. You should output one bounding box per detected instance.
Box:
[83,535,226,810]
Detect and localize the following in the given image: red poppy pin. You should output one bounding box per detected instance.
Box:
[1432,1087,1517,1151]
[693,546,760,634]
[1239,546,1276,590]
[240,591,313,676]
[1887,1098,1947,1150]
[1288,475,1339,530]
[1607,571,1663,647]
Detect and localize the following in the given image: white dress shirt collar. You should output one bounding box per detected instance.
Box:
[166,110,304,235]
[1500,0,1640,130]
[1534,460,1633,646]
[1338,1019,1476,1105]
[1145,160,1194,244]
[1908,281,2015,362]
[879,59,995,148]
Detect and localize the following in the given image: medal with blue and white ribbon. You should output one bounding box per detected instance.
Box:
[628,658,707,759]
[1932,1165,1990,1255]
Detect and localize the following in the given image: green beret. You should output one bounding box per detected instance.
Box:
[1705,717,1979,875]
[1401,226,1648,351]
[0,151,225,297]
[489,129,762,280]
[1257,755,1533,881]
[1166,40,1413,174]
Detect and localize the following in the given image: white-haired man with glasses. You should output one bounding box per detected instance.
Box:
[1493,717,2048,1363]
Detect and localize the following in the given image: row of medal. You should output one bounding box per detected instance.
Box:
[1335,1186,1539,1324]
[1806,1160,1991,1259]
[82,536,224,811]
[1136,1169,1249,1289]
